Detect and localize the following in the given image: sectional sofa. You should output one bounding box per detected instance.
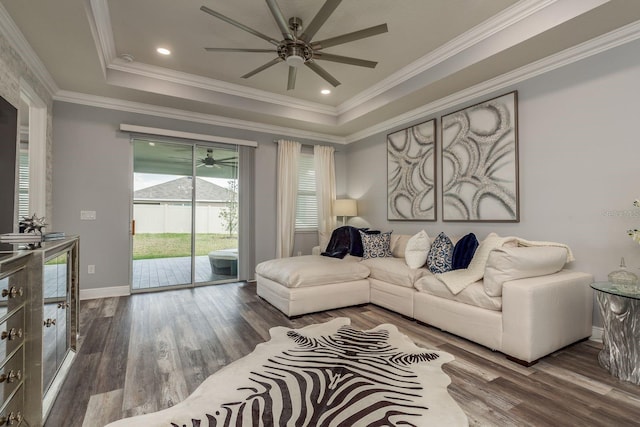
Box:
[255,232,593,365]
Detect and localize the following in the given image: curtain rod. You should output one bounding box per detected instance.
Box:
[120,124,258,147]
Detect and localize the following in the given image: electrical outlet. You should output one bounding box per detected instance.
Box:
[81,210,96,220]
[88,265,95,274]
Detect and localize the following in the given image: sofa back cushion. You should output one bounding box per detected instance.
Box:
[405,230,431,269]
[484,246,568,296]
[390,234,412,258]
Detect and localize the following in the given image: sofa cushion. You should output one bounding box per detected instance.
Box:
[451,233,479,270]
[426,232,454,274]
[415,275,502,311]
[484,246,568,296]
[405,230,431,269]
[361,257,429,288]
[360,231,393,259]
[255,255,370,288]
[390,234,411,258]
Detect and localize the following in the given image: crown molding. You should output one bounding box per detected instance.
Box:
[84,0,609,129]
[336,0,558,115]
[345,19,640,143]
[336,0,609,125]
[54,18,640,147]
[88,0,337,118]
[107,59,338,117]
[53,90,347,145]
[83,0,111,78]
[0,3,59,97]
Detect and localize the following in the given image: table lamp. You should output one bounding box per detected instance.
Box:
[334,199,357,226]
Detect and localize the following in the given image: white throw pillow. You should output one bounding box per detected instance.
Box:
[405,230,430,269]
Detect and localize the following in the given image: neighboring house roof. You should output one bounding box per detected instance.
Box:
[134,177,235,202]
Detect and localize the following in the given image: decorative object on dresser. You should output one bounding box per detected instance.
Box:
[387,119,436,220]
[0,236,80,427]
[441,91,519,222]
[106,318,468,427]
[18,213,47,234]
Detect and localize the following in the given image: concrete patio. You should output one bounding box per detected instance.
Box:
[132,255,237,290]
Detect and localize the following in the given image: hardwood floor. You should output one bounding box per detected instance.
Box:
[45,282,640,427]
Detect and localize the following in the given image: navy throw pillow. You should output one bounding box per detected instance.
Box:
[451,233,479,270]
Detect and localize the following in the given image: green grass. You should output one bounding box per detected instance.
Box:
[133,233,237,260]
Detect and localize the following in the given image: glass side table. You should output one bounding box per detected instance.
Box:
[590,281,640,384]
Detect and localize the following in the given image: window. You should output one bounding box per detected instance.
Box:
[18,148,29,220]
[295,153,317,230]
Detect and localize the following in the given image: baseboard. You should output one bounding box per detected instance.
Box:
[80,285,130,300]
[590,326,603,343]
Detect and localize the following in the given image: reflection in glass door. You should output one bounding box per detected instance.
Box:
[132,139,239,292]
[43,251,69,394]
[194,145,239,284]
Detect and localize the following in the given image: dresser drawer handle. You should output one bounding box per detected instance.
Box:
[0,329,22,341]
[0,411,22,425]
[1,287,23,299]
[57,302,69,309]
[44,318,56,328]
[0,370,21,384]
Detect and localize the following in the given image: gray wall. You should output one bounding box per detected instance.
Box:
[345,38,640,326]
[52,102,344,291]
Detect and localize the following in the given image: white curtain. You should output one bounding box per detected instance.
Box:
[314,145,337,247]
[276,140,301,258]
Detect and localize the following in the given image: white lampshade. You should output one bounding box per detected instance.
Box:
[333,199,358,217]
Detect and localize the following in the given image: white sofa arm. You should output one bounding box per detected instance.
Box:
[501,270,593,364]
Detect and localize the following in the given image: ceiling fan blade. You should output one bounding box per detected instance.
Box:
[300,0,342,42]
[214,156,238,162]
[305,61,340,87]
[204,48,276,53]
[265,0,294,41]
[313,52,377,68]
[200,6,279,46]
[287,66,297,90]
[311,23,388,50]
[241,58,283,79]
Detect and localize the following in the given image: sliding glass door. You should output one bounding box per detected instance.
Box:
[131,139,239,292]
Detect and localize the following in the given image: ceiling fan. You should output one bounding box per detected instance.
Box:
[200,0,388,90]
[198,149,237,168]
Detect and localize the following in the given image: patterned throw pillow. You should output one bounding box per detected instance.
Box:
[426,232,454,274]
[359,230,393,260]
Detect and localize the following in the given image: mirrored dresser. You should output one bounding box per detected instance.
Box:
[0,236,79,426]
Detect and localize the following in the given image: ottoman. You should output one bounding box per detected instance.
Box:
[208,248,238,276]
[255,255,371,317]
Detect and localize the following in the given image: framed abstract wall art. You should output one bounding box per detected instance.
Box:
[441,91,519,222]
[387,119,436,221]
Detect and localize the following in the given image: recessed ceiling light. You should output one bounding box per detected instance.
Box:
[321,89,331,95]
[157,47,171,55]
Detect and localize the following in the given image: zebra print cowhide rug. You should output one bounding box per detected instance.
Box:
[107,317,468,427]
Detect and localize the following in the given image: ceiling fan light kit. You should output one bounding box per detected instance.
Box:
[201,0,388,91]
